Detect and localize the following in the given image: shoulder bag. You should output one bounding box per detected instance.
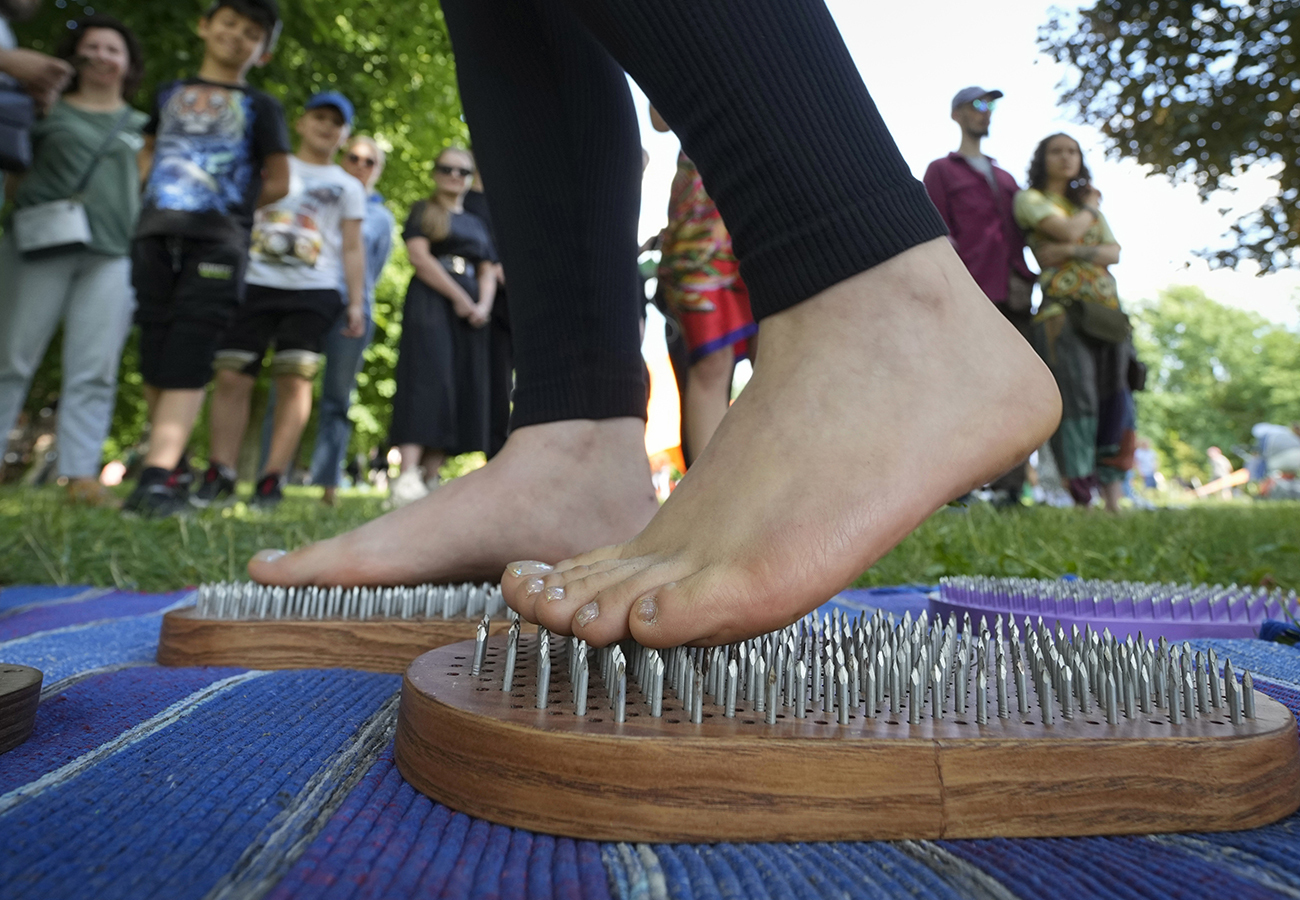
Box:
[1066,298,1131,344]
[11,106,132,257]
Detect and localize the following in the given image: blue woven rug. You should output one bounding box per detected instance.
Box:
[4,583,1300,900]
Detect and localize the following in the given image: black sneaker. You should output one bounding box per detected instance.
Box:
[122,468,189,519]
[172,454,197,493]
[251,472,283,510]
[191,463,237,508]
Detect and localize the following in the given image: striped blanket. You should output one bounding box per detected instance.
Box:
[4,584,1300,900]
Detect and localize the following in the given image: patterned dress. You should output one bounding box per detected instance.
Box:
[657,152,757,362]
[1016,189,1135,505]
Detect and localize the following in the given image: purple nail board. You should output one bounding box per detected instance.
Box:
[931,576,1299,641]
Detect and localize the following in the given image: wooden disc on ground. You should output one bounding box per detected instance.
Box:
[395,636,1300,842]
[157,608,511,673]
[0,664,43,755]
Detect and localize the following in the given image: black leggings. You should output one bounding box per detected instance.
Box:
[440,0,946,429]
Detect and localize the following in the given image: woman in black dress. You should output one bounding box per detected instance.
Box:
[388,148,498,506]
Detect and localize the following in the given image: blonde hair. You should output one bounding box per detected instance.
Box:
[348,135,386,188]
[421,147,475,242]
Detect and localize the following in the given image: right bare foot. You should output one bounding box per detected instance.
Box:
[502,239,1062,648]
[248,418,659,586]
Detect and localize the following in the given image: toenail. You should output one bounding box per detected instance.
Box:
[636,597,658,624]
[509,560,553,577]
[254,549,286,564]
[523,577,545,598]
[575,601,599,628]
[544,586,565,603]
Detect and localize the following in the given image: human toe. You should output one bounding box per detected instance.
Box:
[248,539,351,586]
[625,569,761,648]
[564,563,689,646]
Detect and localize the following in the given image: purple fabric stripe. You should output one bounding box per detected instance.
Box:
[0,590,190,641]
[267,748,612,900]
[0,664,246,794]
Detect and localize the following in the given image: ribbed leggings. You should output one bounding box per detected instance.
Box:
[440,0,946,428]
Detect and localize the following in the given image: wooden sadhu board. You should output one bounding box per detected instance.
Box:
[394,636,1300,843]
[157,608,511,673]
[0,664,43,755]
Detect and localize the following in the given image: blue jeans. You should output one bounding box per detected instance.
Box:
[259,310,375,486]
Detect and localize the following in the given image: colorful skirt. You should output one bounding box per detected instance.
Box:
[663,263,757,363]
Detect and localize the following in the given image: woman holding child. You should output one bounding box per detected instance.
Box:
[0,14,146,505]
[388,147,498,506]
[1016,133,1135,512]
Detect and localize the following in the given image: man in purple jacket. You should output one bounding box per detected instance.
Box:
[923,86,1036,341]
[925,86,1037,505]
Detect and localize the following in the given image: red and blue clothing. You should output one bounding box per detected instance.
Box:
[657,152,756,362]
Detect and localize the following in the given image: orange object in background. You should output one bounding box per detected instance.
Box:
[1193,467,1250,499]
[644,338,684,500]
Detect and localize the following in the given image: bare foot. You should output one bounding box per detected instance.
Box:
[503,239,1062,647]
[248,418,659,586]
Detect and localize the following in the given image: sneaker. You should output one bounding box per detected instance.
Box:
[191,463,237,508]
[172,454,197,493]
[389,467,429,508]
[122,468,189,519]
[251,472,284,509]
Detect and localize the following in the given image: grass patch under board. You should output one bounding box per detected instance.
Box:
[1,485,1297,593]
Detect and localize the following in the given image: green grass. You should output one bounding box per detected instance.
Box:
[0,485,387,592]
[2,484,1298,593]
[853,502,1300,591]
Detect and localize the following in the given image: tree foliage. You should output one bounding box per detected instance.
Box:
[1132,286,1300,481]
[14,0,467,471]
[1040,1,1300,273]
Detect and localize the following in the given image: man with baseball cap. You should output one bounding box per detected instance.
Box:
[924,86,1037,504]
[196,90,367,509]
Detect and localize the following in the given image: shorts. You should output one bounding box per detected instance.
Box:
[214,284,341,378]
[132,235,248,389]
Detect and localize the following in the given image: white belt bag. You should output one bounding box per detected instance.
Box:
[13,199,93,256]
[12,107,131,258]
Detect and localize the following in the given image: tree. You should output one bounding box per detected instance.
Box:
[1132,286,1300,481]
[1040,1,1300,273]
[12,0,468,475]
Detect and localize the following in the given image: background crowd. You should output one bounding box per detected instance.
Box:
[0,0,511,517]
[0,0,1296,518]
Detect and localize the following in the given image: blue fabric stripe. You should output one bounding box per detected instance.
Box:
[0,585,102,612]
[0,669,398,900]
[0,613,173,682]
[0,664,245,794]
[0,590,189,641]
[267,748,613,900]
[939,834,1291,900]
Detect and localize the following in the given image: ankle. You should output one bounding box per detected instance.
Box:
[138,466,172,487]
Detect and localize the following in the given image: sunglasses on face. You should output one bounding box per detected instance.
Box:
[971,99,997,113]
[346,152,377,168]
[435,163,474,178]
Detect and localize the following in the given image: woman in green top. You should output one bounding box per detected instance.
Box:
[0,15,146,505]
[1014,133,1135,512]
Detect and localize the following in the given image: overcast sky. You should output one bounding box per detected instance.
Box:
[632,0,1300,329]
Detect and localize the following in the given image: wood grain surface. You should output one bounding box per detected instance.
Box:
[394,637,1300,842]
[156,608,510,673]
[0,664,43,755]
